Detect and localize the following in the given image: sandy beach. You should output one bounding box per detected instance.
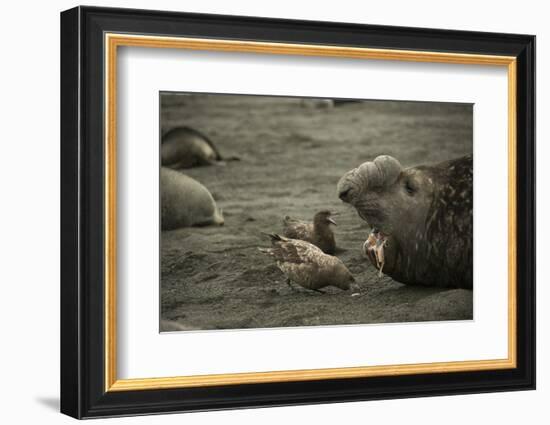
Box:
[160,93,473,331]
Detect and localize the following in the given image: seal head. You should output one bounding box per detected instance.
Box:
[337,155,472,289]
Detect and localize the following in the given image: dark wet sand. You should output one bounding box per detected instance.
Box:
[160,94,473,331]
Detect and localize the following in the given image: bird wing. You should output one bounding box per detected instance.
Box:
[271,238,324,265]
[282,218,313,241]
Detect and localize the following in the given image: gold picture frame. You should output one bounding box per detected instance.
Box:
[104,34,517,392]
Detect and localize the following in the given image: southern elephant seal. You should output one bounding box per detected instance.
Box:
[337,155,473,289]
[161,126,229,169]
[161,167,224,230]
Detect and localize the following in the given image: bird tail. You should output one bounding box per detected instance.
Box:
[260,232,286,242]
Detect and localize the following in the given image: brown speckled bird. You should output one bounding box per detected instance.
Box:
[259,233,357,293]
[282,210,337,254]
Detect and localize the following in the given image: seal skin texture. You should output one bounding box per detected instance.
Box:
[337,155,473,289]
[161,126,222,169]
[161,167,224,230]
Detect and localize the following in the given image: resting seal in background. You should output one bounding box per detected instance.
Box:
[162,126,234,169]
[337,155,473,289]
[161,167,224,230]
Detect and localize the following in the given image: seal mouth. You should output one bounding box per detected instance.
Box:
[357,207,385,228]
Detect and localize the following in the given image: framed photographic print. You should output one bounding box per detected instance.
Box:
[60,6,536,419]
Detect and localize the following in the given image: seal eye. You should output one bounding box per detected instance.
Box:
[404,179,416,195]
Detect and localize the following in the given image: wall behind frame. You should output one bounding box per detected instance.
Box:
[0,0,544,424]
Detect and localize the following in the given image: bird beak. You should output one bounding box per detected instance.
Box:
[327,217,337,226]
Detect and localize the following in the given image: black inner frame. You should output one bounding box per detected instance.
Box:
[60,6,535,419]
